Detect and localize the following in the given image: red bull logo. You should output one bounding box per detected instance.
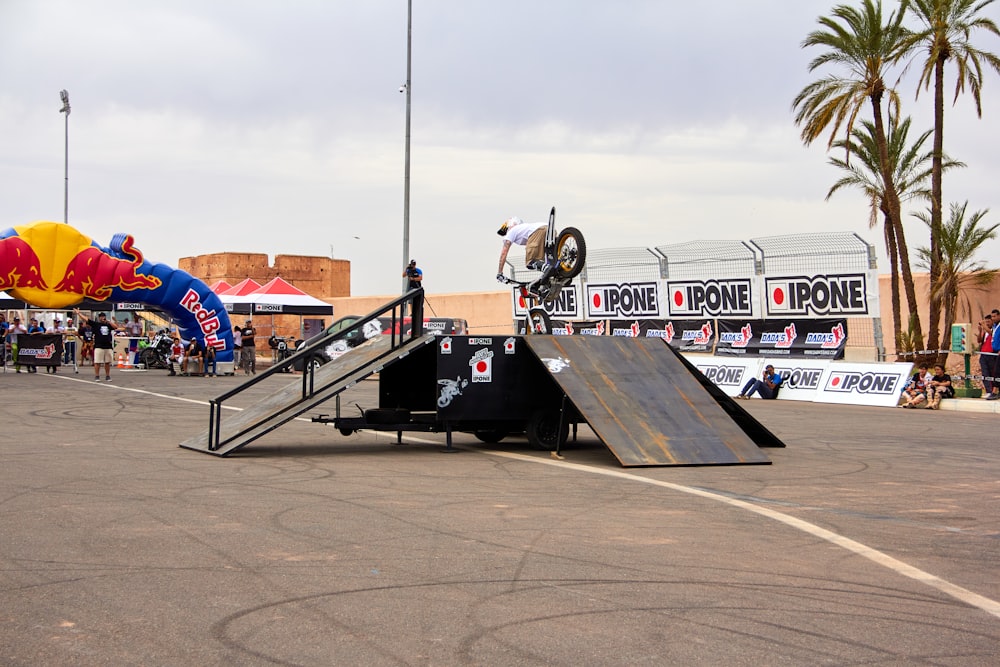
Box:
[0,236,48,291]
[55,234,161,299]
[1,223,162,308]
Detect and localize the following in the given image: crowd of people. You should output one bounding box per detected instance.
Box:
[1,311,257,381]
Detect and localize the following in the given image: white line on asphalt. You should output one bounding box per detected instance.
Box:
[59,373,999,620]
[480,448,1000,621]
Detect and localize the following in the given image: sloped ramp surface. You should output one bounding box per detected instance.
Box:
[180,334,435,456]
[524,336,772,466]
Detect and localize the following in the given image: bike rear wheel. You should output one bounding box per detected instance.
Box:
[553,227,586,280]
[525,308,552,335]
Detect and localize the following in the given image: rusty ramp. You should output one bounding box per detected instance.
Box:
[523,336,777,467]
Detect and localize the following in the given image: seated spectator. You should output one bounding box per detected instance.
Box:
[182,337,204,376]
[204,344,217,377]
[900,364,930,408]
[167,338,185,376]
[925,364,954,410]
[736,364,783,400]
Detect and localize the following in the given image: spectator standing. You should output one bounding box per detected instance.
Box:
[126,314,144,338]
[240,319,256,375]
[988,309,1000,401]
[74,309,120,381]
[232,325,242,370]
[45,317,66,374]
[25,317,44,373]
[8,316,27,372]
[63,316,78,367]
[79,320,94,366]
[0,314,8,367]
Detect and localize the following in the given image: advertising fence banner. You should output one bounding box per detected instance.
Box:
[604,318,715,353]
[687,356,760,397]
[813,362,913,407]
[715,318,847,359]
[13,333,63,367]
[665,278,758,319]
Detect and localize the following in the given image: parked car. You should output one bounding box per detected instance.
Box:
[293,315,468,370]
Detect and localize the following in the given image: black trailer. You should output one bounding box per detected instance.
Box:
[313,334,581,450]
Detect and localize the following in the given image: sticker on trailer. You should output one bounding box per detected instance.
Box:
[470,348,494,383]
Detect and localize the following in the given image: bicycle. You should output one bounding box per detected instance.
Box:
[498,206,586,334]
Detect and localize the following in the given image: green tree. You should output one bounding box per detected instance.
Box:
[793,0,924,347]
[826,116,963,353]
[915,201,998,352]
[906,0,1000,354]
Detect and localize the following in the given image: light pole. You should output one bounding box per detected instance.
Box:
[401,0,412,294]
[59,89,70,224]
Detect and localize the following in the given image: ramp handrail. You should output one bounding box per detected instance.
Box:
[205,289,425,451]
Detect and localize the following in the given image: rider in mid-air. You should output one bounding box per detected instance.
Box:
[495,217,550,293]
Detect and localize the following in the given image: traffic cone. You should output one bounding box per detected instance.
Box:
[117,353,124,368]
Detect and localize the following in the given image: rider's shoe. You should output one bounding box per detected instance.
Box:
[526,260,545,271]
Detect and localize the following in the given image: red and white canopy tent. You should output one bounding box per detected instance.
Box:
[208,279,233,294]
[216,277,333,339]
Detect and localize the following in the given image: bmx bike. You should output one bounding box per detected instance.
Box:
[498,206,586,334]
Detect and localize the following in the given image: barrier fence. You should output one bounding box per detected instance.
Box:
[507,231,885,360]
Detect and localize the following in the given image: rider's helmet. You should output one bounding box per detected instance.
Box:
[497,216,522,236]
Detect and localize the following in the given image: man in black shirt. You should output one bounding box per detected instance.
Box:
[240,319,256,375]
[73,308,120,381]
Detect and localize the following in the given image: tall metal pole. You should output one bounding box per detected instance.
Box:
[401,0,412,294]
[59,90,71,224]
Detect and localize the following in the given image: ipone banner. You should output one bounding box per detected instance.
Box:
[764,273,877,317]
[814,362,913,407]
[511,284,581,320]
[13,333,62,367]
[715,318,847,359]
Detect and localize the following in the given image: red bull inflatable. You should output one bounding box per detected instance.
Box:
[0,221,233,361]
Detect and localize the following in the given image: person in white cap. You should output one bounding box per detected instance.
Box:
[496,216,548,282]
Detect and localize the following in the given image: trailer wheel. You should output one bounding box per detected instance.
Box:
[473,429,508,444]
[338,428,355,437]
[526,410,568,451]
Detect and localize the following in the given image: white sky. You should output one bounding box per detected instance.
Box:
[1,0,998,296]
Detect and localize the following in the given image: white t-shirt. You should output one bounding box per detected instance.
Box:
[501,221,546,247]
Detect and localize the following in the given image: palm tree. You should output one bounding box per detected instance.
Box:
[905,0,1000,354]
[915,201,998,353]
[826,116,964,353]
[793,0,924,347]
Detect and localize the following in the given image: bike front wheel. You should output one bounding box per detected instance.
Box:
[525,308,552,335]
[553,227,586,280]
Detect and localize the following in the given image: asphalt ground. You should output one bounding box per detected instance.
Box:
[1,363,999,666]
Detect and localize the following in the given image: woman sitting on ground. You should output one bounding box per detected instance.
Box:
[924,364,954,410]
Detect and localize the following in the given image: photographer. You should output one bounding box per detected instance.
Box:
[403,259,423,291]
[736,364,783,400]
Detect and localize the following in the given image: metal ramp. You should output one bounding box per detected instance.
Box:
[180,334,436,456]
[523,336,777,467]
[181,290,435,457]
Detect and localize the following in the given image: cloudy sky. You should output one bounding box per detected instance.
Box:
[2,0,998,297]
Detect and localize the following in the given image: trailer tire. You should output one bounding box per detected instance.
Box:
[338,428,355,437]
[473,429,509,444]
[526,410,568,451]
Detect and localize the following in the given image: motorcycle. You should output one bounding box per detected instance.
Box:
[498,206,586,334]
[138,328,174,369]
